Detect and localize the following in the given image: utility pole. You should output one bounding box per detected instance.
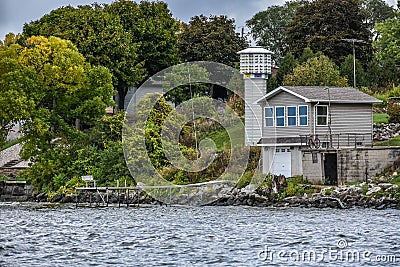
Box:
[341,38,367,88]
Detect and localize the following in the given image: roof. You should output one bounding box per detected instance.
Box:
[256,86,382,104]
[237,47,273,55]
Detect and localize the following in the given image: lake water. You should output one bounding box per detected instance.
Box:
[0,203,399,266]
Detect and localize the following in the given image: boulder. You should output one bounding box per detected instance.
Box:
[366,186,382,196]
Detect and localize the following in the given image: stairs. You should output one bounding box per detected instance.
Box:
[1,159,23,168]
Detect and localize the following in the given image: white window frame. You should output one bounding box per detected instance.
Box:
[316,105,328,126]
[298,105,308,126]
[275,106,285,127]
[264,107,274,127]
[287,106,297,126]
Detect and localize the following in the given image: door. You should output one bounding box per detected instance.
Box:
[272,148,292,177]
[324,153,338,185]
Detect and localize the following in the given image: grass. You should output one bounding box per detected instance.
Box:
[391,175,400,186]
[373,113,389,124]
[0,138,21,151]
[201,123,244,152]
[375,135,400,146]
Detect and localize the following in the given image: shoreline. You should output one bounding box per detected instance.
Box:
[1,182,400,209]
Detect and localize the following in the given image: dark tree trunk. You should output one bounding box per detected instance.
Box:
[117,85,128,111]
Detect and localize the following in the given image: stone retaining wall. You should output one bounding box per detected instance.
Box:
[303,147,400,184]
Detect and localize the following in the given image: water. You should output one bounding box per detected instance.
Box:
[0,203,399,266]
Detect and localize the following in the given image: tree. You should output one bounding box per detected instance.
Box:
[17,36,114,158]
[163,63,210,105]
[178,15,247,67]
[275,52,298,86]
[283,55,348,86]
[0,39,42,146]
[1,36,116,193]
[374,16,400,67]
[23,4,146,110]
[361,0,396,37]
[340,55,367,87]
[246,1,300,63]
[372,15,400,89]
[177,15,247,100]
[105,0,180,78]
[286,0,372,65]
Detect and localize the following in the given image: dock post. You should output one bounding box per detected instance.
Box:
[106,188,109,207]
[75,190,78,208]
[126,188,129,208]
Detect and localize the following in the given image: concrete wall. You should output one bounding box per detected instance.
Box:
[302,147,400,185]
[302,151,324,184]
[338,147,400,184]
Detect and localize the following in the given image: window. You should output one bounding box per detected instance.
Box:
[276,106,285,127]
[299,105,308,126]
[316,105,328,126]
[287,106,297,126]
[264,107,273,127]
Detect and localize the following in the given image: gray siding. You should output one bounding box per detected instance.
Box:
[261,91,373,147]
[262,92,312,139]
[312,103,373,147]
[245,78,266,145]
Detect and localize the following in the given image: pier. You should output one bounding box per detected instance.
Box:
[75,179,234,207]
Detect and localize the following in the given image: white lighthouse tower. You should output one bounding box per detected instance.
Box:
[237,47,273,146]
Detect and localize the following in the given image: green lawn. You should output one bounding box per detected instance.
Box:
[375,135,400,146]
[0,138,21,151]
[201,123,244,151]
[373,113,389,124]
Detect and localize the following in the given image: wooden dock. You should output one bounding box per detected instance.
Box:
[75,180,234,207]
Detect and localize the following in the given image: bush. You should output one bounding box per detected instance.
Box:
[387,100,400,123]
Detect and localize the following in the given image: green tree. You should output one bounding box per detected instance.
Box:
[276,52,298,86]
[163,63,210,105]
[17,36,114,158]
[361,0,396,37]
[0,38,42,146]
[246,1,300,63]
[374,16,400,67]
[286,0,372,65]
[373,15,400,88]
[283,55,348,86]
[105,0,180,78]
[178,15,247,66]
[340,55,367,87]
[23,4,145,110]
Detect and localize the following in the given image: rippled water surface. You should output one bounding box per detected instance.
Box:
[0,203,399,266]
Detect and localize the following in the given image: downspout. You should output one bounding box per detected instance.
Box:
[313,101,320,136]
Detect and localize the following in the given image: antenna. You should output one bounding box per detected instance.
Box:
[341,38,367,88]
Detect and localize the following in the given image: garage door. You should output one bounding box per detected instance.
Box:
[271,148,291,177]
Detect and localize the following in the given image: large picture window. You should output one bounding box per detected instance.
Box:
[316,105,328,126]
[264,107,274,127]
[287,106,297,126]
[275,106,285,127]
[299,105,308,126]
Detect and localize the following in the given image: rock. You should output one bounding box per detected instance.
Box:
[242,184,255,194]
[378,183,393,190]
[385,184,399,192]
[366,186,382,196]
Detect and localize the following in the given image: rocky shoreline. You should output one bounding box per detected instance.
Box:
[2,182,400,209]
[212,182,400,209]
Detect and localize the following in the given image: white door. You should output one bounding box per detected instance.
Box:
[271,148,292,177]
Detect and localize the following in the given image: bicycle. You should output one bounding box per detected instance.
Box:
[308,134,321,149]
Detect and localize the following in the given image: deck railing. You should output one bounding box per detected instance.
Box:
[300,133,373,149]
